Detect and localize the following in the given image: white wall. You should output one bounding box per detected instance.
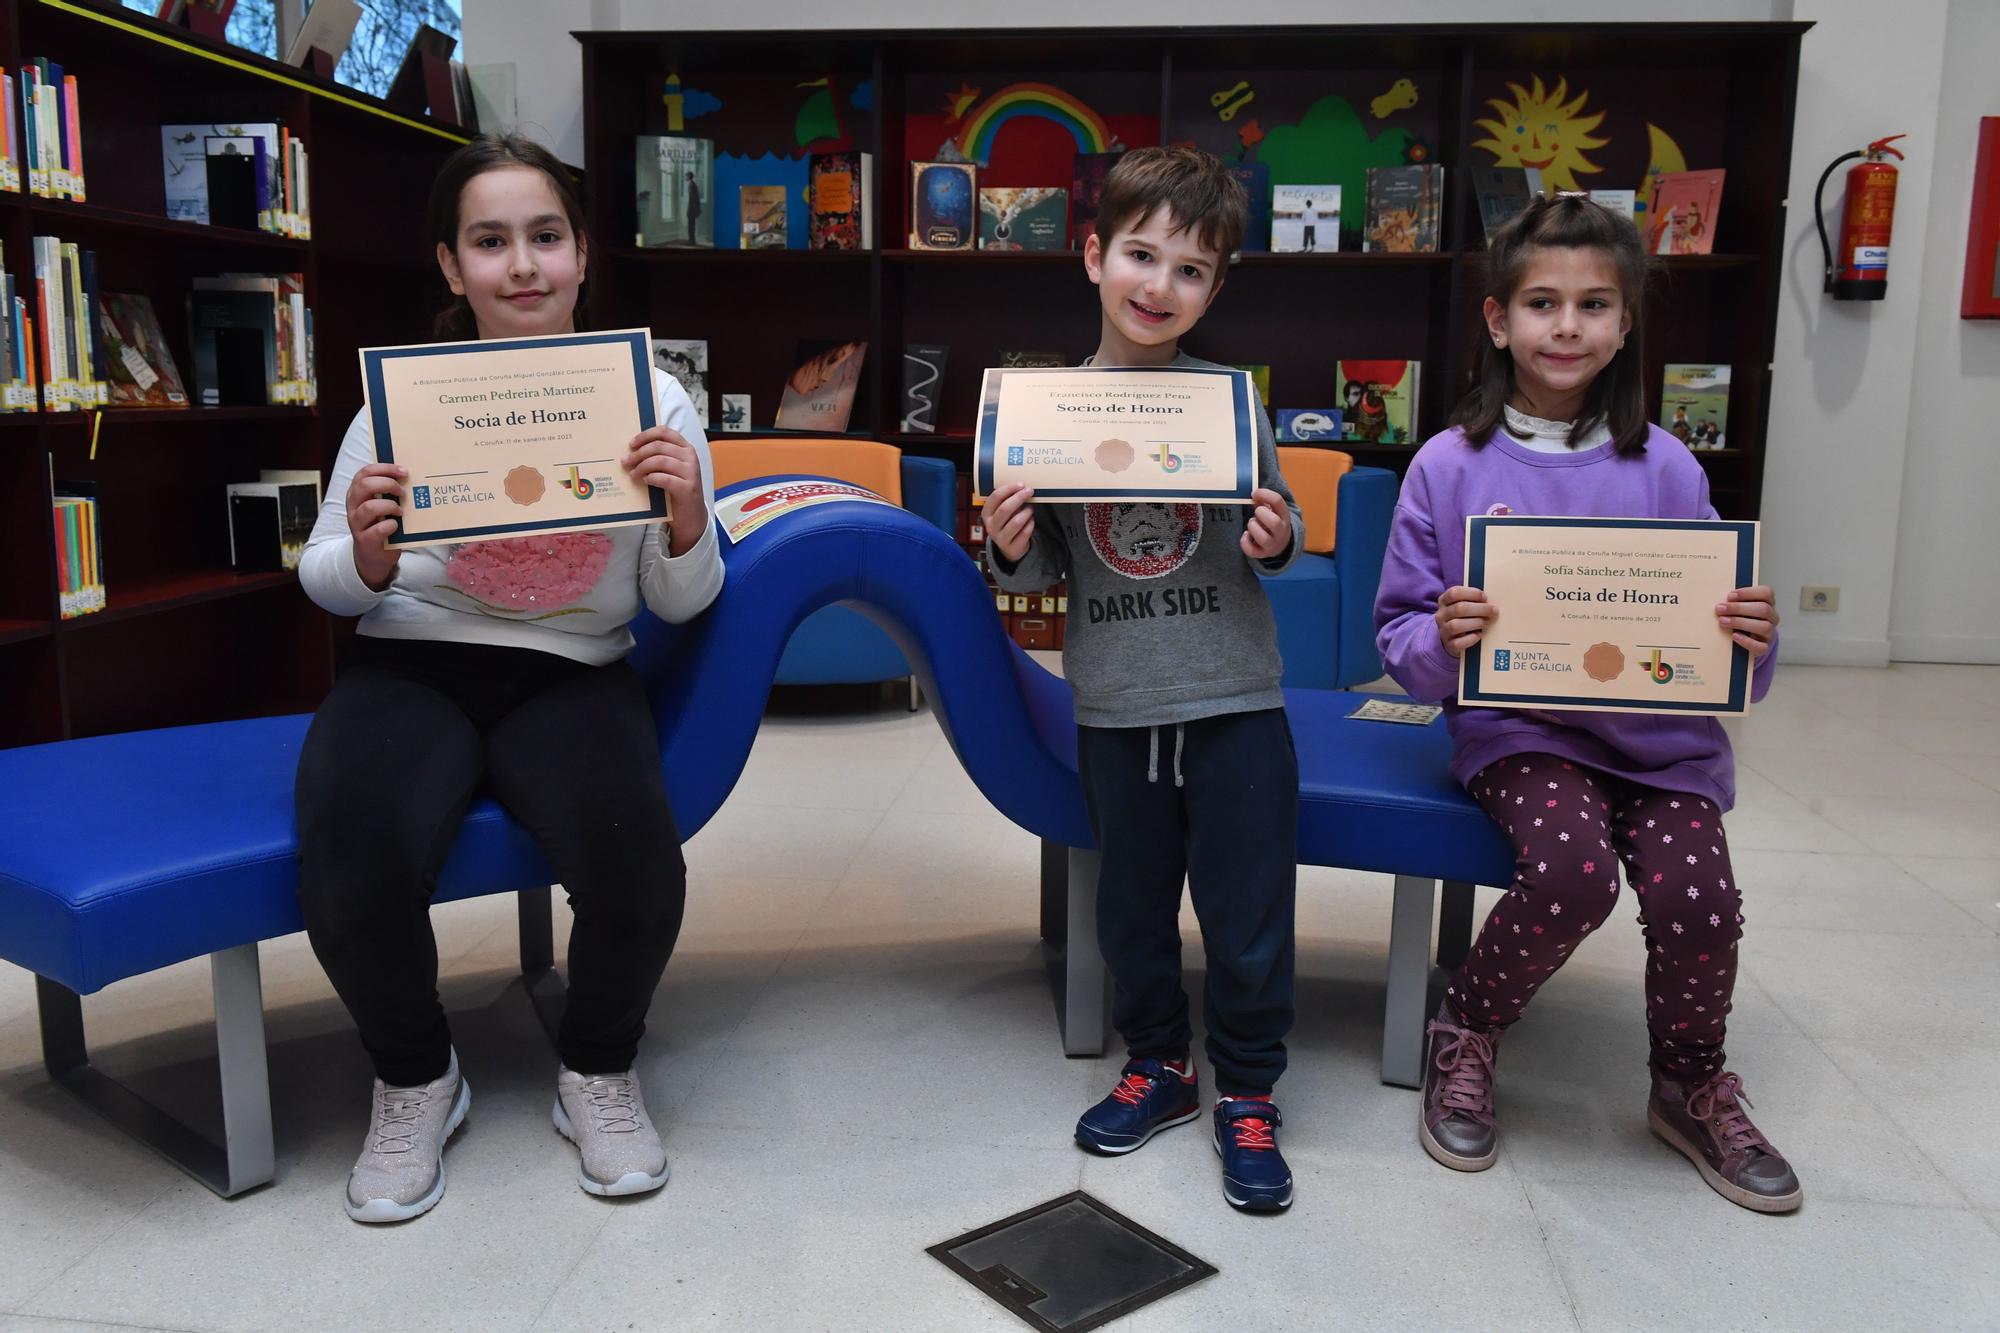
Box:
[1888,0,2000,664]
[463,0,1993,666]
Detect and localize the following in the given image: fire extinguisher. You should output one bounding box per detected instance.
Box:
[1815,135,1907,300]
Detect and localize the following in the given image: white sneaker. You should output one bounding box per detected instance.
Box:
[345,1051,470,1223]
[553,1066,669,1197]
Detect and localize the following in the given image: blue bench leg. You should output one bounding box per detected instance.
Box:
[518,885,565,1049]
[1040,840,1109,1056]
[1381,874,1437,1088]
[37,941,275,1198]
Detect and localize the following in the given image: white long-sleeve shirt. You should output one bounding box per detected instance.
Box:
[301,368,724,665]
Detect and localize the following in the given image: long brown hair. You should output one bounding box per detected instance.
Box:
[426,134,589,341]
[1453,194,1654,454]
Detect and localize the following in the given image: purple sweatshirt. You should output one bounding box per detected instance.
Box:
[1373,424,1777,811]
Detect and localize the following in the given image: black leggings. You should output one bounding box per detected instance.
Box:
[295,637,686,1086]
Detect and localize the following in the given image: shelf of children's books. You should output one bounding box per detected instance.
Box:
[0,618,52,646]
[884,249,1076,266]
[1233,252,1454,269]
[93,405,320,425]
[1456,249,1762,271]
[26,197,312,255]
[611,245,872,266]
[66,568,297,630]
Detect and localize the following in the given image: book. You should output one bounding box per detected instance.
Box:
[1647,169,1725,256]
[1234,363,1271,407]
[1588,188,1637,223]
[978,187,1067,251]
[739,185,788,250]
[1364,165,1443,253]
[775,339,866,431]
[52,488,103,618]
[1275,408,1343,443]
[1228,162,1271,255]
[161,122,288,231]
[190,272,312,404]
[808,150,873,250]
[910,161,976,251]
[1272,185,1340,253]
[1337,359,1419,445]
[226,479,318,571]
[1000,349,1065,369]
[901,344,948,433]
[636,135,714,248]
[97,292,188,408]
[719,393,750,432]
[280,0,360,67]
[187,288,279,406]
[1473,166,1544,241]
[651,337,709,425]
[1069,151,1123,248]
[1660,363,1730,449]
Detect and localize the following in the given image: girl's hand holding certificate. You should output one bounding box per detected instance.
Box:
[623,425,708,557]
[346,461,409,591]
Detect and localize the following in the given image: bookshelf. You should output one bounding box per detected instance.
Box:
[578,22,1806,524]
[0,0,468,749]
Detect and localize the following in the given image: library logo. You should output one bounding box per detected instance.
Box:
[1645,649,1675,684]
[411,486,432,509]
[561,466,596,501]
[1492,649,1511,671]
[1157,443,1183,473]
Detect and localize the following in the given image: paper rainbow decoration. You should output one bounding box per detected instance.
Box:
[955,82,1113,161]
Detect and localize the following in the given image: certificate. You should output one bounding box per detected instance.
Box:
[974,365,1257,503]
[362,328,664,548]
[1460,516,1759,716]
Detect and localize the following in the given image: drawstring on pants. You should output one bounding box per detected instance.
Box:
[1146,723,1187,787]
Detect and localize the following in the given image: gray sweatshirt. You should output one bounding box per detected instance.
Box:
[991,352,1304,727]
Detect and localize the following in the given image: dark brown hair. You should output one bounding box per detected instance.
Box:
[1094,144,1247,266]
[426,134,589,341]
[1453,194,1653,454]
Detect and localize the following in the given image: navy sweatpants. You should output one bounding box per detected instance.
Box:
[1076,707,1298,1096]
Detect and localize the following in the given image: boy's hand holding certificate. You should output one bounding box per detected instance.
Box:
[1459,516,1761,716]
[362,329,666,547]
[975,365,1258,503]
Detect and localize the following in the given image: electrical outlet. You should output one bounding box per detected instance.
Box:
[1800,585,1840,613]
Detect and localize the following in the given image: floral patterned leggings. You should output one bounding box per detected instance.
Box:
[1448,752,1745,1081]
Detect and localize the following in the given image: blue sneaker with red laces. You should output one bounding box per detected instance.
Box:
[1074,1057,1200,1155]
[1214,1096,1293,1212]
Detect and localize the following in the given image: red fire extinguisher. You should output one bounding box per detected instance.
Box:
[1815,135,1907,300]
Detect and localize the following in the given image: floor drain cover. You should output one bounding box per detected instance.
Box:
[927,1191,1217,1332]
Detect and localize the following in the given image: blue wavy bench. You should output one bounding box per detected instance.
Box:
[0,476,1509,1197]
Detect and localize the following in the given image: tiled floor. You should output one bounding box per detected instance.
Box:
[1,664,1997,1332]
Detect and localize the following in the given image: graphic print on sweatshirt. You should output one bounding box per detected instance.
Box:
[439,531,613,619]
[1086,502,1202,579]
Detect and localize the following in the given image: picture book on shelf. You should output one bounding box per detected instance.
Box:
[1272,185,1340,253]
[1337,359,1419,445]
[97,292,188,408]
[719,393,750,432]
[910,161,976,251]
[1660,363,1729,449]
[978,187,1066,251]
[1473,166,1543,241]
[651,338,709,426]
[1647,169,1725,256]
[636,135,714,248]
[808,150,872,250]
[901,343,948,433]
[1364,165,1442,253]
[1229,162,1271,254]
[1276,408,1343,443]
[739,185,787,250]
[1070,151,1123,249]
[775,339,866,431]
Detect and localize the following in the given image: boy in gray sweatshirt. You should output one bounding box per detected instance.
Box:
[985,146,1305,1213]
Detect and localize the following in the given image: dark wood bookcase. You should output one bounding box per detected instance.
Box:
[0,0,468,749]
[578,22,1805,519]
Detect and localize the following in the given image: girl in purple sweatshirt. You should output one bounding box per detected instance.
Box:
[1373,196,1801,1213]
